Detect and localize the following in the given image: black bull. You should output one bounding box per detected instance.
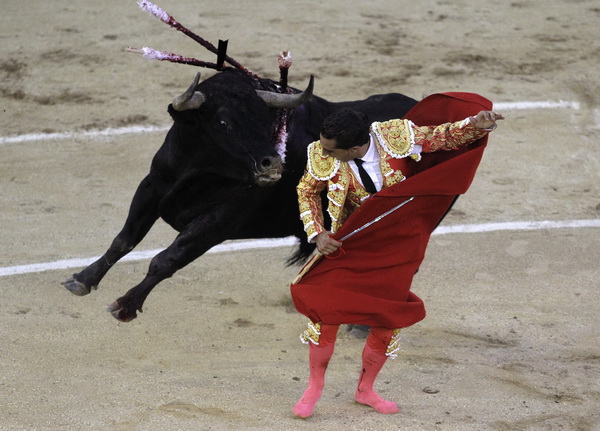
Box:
[62,69,418,322]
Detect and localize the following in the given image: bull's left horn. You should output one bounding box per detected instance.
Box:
[256,75,314,109]
[172,72,207,111]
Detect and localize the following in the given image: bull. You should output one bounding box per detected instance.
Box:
[62,68,418,322]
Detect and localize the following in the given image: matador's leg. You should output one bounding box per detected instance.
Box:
[293,322,340,418]
[355,327,401,414]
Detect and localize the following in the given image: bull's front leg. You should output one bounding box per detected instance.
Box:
[106,199,250,322]
[62,175,162,296]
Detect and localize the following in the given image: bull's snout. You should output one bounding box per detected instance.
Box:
[255,155,283,186]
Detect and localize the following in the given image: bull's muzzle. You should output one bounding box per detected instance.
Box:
[255,155,283,186]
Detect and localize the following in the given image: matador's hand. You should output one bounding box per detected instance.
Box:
[471,110,505,129]
[315,231,342,256]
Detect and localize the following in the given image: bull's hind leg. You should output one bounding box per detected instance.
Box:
[62,176,162,296]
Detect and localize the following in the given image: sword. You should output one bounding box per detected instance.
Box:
[291,196,415,284]
[338,196,414,241]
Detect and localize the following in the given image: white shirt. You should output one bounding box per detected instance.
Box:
[348,134,423,192]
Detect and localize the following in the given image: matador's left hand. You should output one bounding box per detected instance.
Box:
[471,111,505,129]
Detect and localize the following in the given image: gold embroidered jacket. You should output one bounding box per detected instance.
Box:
[297,118,488,241]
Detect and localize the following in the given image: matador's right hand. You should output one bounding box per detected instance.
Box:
[315,231,342,256]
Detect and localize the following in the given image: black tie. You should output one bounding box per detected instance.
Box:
[354,158,377,194]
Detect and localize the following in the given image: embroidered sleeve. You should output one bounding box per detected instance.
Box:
[297,169,328,242]
[413,117,489,153]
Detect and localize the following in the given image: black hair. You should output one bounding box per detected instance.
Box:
[320,109,370,150]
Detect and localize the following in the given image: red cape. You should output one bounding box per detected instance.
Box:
[291,92,493,328]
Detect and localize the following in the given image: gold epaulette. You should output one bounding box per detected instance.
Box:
[306,141,340,181]
[372,119,416,159]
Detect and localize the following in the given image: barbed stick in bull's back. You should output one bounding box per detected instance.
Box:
[136,0,251,73]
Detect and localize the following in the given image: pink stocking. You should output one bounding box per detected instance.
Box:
[293,324,339,418]
[355,327,400,414]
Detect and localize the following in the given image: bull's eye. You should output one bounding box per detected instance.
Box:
[219,120,228,129]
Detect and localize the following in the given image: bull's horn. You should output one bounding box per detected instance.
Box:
[172,72,207,111]
[256,75,314,109]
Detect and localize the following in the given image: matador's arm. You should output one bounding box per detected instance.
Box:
[297,170,328,242]
[414,116,493,153]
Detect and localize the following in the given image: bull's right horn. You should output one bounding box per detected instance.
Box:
[256,75,314,109]
[172,72,207,111]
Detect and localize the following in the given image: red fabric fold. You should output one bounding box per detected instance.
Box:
[291,92,493,329]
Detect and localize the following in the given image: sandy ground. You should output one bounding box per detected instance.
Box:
[1,0,599,430]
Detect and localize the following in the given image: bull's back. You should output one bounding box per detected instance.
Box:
[334,93,418,122]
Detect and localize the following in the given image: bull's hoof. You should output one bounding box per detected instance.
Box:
[61,276,92,296]
[107,298,141,322]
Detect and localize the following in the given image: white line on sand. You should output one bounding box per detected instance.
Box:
[2,219,598,277]
[0,100,580,145]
